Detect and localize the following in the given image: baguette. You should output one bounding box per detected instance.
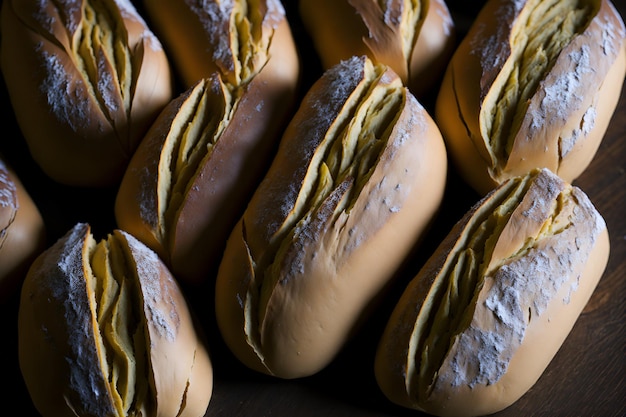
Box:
[115,0,299,285]
[435,0,626,195]
[215,55,447,379]
[374,168,610,416]
[18,223,214,417]
[0,0,173,186]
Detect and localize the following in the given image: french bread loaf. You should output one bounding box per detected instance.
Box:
[115,0,300,285]
[435,0,626,195]
[18,222,214,417]
[142,0,299,90]
[374,168,610,416]
[0,0,173,186]
[215,55,448,379]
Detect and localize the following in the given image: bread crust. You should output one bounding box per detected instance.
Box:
[18,223,213,417]
[143,0,299,89]
[215,55,447,378]
[435,0,626,195]
[0,0,173,186]
[299,0,455,96]
[115,0,299,285]
[374,168,610,416]
[0,159,46,302]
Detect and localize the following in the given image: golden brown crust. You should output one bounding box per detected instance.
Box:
[18,223,213,417]
[0,158,46,302]
[215,55,447,378]
[0,0,173,186]
[435,0,626,195]
[374,168,610,416]
[299,0,455,96]
[115,1,299,285]
[143,0,298,89]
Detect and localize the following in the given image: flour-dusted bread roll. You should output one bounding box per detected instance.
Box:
[215,55,448,379]
[0,0,173,187]
[375,168,610,417]
[142,0,299,89]
[0,158,46,302]
[436,0,626,195]
[299,0,455,97]
[18,222,213,417]
[115,0,299,285]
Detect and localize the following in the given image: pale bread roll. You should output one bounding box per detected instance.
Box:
[215,56,448,379]
[142,0,299,89]
[0,0,173,186]
[115,0,300,285]
[375,168,610,416]
[435,0,626,195]
[18,222,213,417]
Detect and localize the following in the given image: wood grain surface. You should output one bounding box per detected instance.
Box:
[1,1,624,416]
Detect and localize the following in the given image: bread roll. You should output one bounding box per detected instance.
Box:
[18,222,213,417]
[0,0,173,187]
[215,55,448,379]
[115,0,299,285]
[0,158,46,302]
[142,0,299,89]
[374,168,610,417]
[435,0,626,195]
[299,0,456,97]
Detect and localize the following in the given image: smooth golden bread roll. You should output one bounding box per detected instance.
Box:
[435,0,626,195]
[0,158,46,302]
[0,0,173,187]
[115,0,299,285]
[299,0,456,96]
[374,168,610,416]
[142,0,299,89]
[215,55,448,379]
[18,222,213,417]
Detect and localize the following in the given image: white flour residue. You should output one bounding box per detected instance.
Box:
[490,249,567,331]
[600,7,625,58]
[264,0,286,28]
[186,0,235,72]
[136,165,159,230]
[529,44,594,136]
[33,0,58,34]
[470,0,526,73]
[52,224,90,300]
[274,57,365,223]
[122,231,179,342]
[39,0,82,34]
[38,44,94,132]
[0,162,16,208]
[434,0,454,36]
[447,328,510,388]
[382,0,402,26]
[96,51,119,113]
[35,223,114,411]
[439,203,601,391]
[559,106,596,159]
[114,0,142,21]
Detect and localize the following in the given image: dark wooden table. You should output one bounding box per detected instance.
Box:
[1,1,624,416]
